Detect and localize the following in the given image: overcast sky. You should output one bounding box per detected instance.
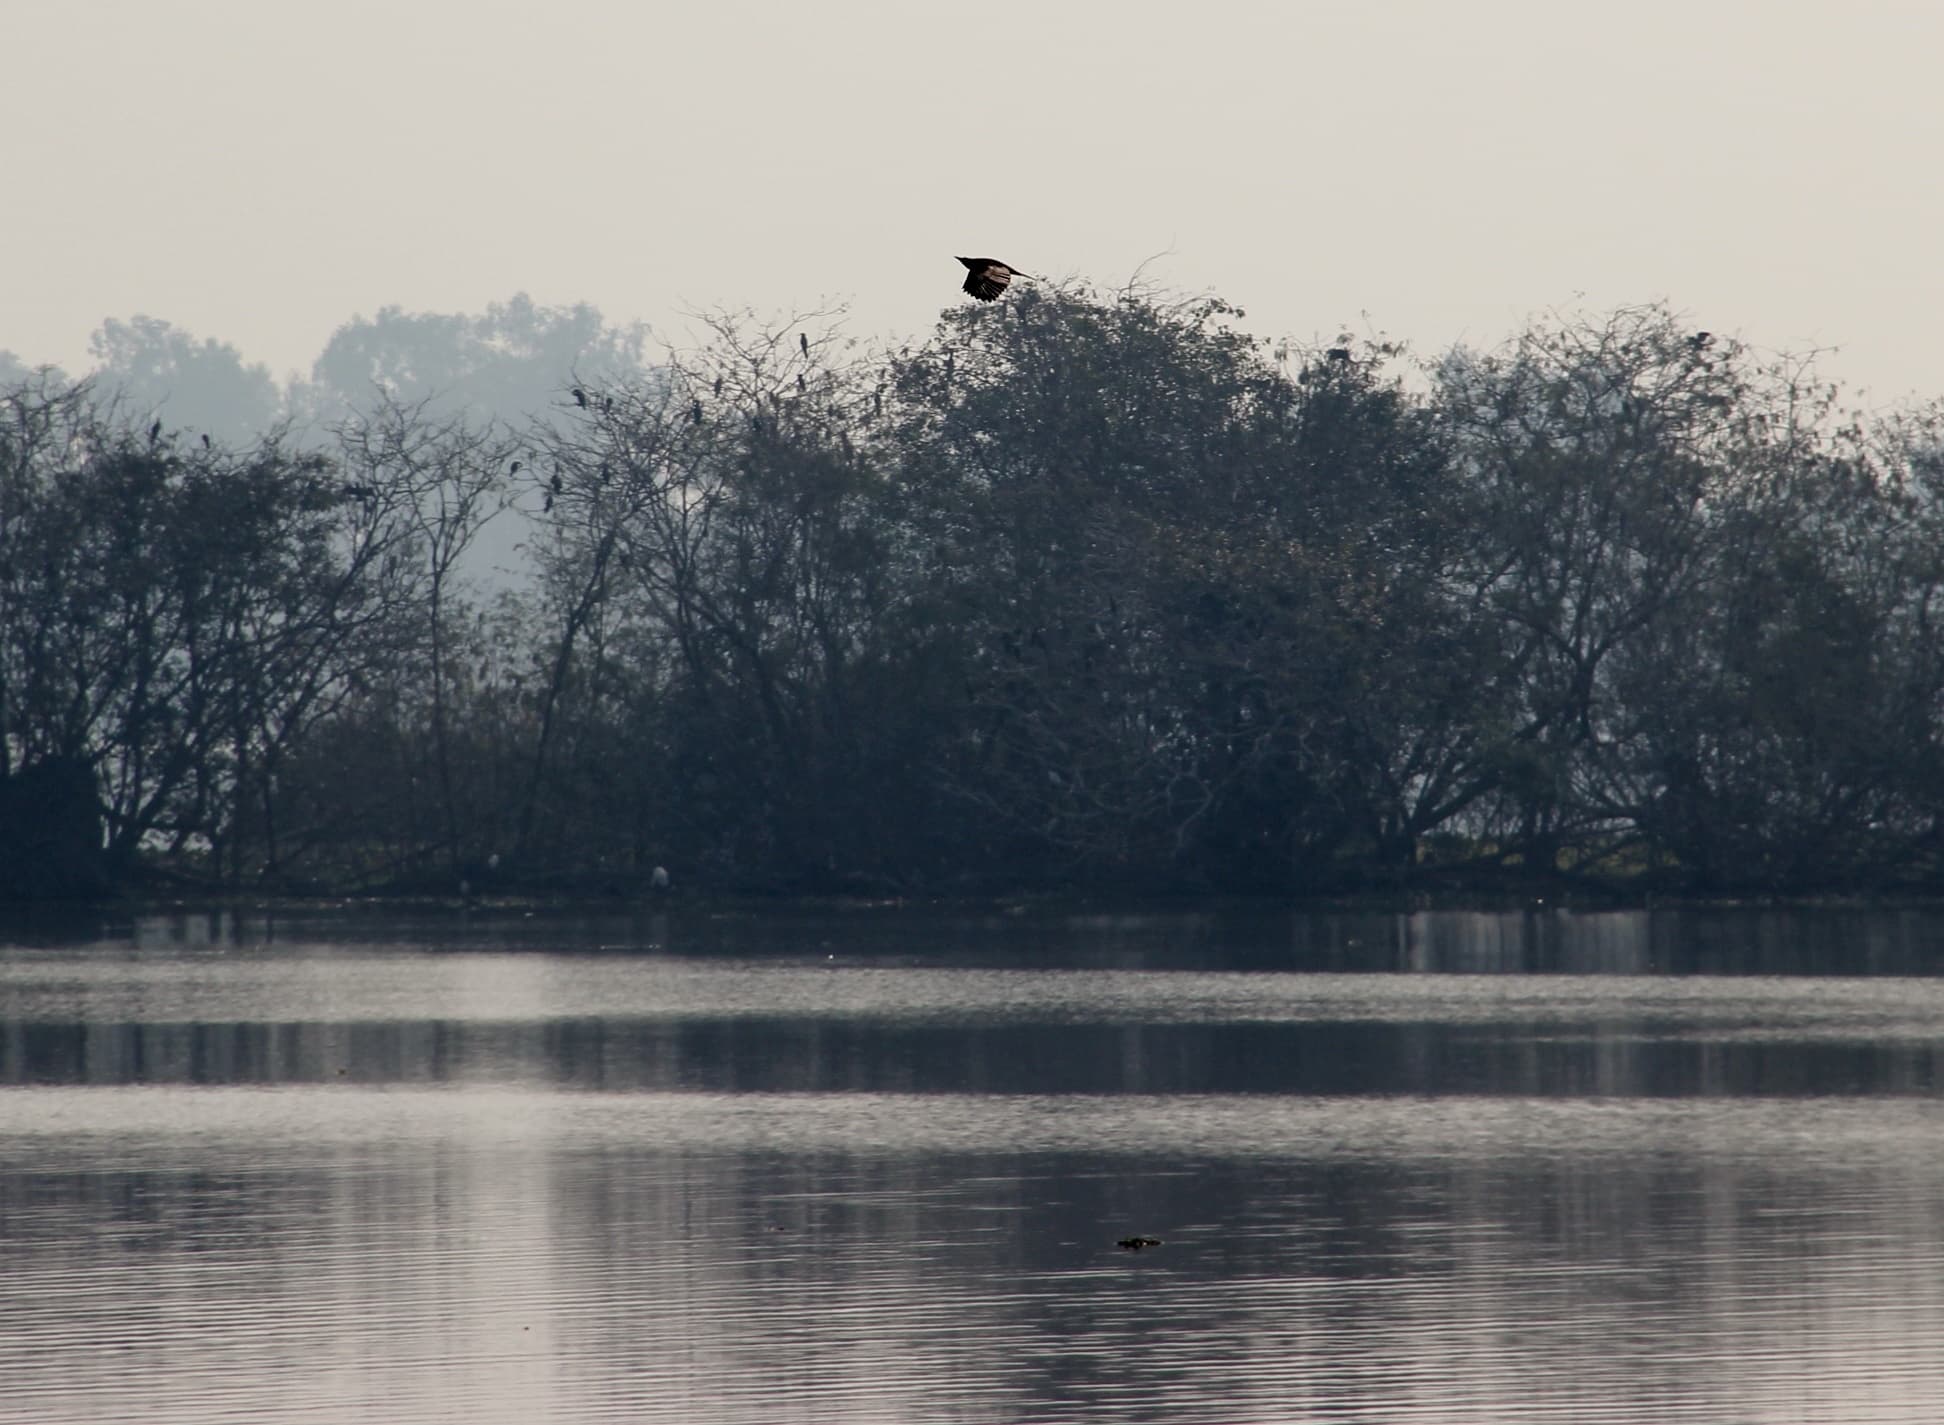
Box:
[7,0,1942,400]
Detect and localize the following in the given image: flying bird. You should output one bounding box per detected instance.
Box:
[956,256,1035,302]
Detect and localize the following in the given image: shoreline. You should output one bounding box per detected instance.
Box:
[11,886,1944,920]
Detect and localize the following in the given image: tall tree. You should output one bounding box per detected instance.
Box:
[301,292,649,429]
[332,395,516,876]
[86,315,282,444]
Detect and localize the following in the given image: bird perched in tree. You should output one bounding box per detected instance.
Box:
[956,256,1036,302]
[148,418,162,442]
[201,433,211,449]
[572,387,588,408]
[799,332,809,358]
[691,399,704,424]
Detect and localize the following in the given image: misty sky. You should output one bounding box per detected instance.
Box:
[7,1,1942,400]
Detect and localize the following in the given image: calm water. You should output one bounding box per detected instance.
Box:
[3,905,1943,1423]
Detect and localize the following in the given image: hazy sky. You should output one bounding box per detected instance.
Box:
[7,0,1943,400]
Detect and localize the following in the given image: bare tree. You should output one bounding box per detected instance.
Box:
[332,394,516,876]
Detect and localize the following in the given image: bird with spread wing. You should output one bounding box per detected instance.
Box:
[956,256,1036,302]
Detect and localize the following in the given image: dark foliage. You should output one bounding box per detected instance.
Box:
[6,292,1943,899]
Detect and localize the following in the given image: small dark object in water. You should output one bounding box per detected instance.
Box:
[1117,1236,1163,1251]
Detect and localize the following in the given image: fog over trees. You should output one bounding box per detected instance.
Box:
[3,293,649,456]
[5,286,1944,898]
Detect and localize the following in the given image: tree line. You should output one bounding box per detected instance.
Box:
[5,287,1944,899]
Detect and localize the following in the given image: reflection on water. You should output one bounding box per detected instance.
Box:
[3,907,1944,1423]
[15,900,1944,974]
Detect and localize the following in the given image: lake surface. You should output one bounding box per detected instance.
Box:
[3,905,1943,1423]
